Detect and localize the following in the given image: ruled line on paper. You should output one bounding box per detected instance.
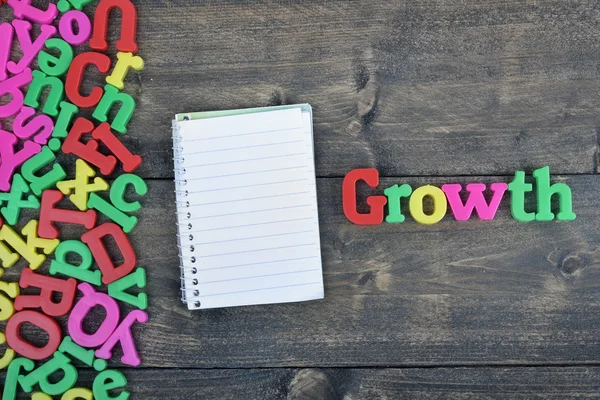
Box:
[180,125,303,142]
[193,230,314,245]
[185,179,310,194]
[198,256,319,272]
[197,269,321,285]
[192,191,310,206]
[180,139,304,155]
[185,153,305,168]
[185,166,307,180]
[189,217,314,232]
[188,204,312,219]
[197,243,317,258]
[193,282,323,298]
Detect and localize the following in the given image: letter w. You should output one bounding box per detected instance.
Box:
[442,183,508,221]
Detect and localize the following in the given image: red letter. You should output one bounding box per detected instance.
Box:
[38,190,97,239]
[65,52,110,108]
[14,268,77,317]
[89,0,138,54]
[81,223,136,284]
[92,122,142,173]
[6,310,62,360]
[342,168,387,225]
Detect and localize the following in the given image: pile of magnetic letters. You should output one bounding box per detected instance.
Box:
[0,0,147,398]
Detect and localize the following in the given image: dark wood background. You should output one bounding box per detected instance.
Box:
[4,0,600,398]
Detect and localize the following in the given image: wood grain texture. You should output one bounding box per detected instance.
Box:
[2,0,600,397]
[12,367,600,399]
[5,176,599,368]
[4,0,596,178]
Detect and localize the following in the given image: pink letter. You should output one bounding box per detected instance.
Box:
[7,20,56,74]
[59,10,92,46]
[442,183,508,221]
[0,23,14,81]
[0,68,32,118]
[68,283,120,348]
[8,0,58,25]
[13,106,54,144]
[0,129,41,191]
[95,310,148,366]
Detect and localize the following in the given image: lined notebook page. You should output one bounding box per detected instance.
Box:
[174,106,324,310]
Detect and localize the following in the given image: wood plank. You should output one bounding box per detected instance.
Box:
[4,176,600,368]
[11,367,600,399]
[3,1,600,178]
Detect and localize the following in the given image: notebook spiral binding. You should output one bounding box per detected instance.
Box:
[173,119,202,309]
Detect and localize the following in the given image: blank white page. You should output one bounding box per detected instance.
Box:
[173,106,324,310]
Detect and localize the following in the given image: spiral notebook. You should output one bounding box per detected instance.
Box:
[173,105,324,310]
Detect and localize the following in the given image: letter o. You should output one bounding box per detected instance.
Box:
[409,185,447,225]
[59,11,92,46]
[6,310,62,360]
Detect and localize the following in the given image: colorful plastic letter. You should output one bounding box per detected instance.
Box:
[18,351,78,395]
[50,240,102,286]
[3,357,35,400]
[62,388,94,400]
[21,141,67,196]
[62,118,117,175]
[110,174,147,213]
[6,310,62,360]
[65,52,110,108]
[89,0,138,53]
[508,170,535,222]
[38,190,97,239]
[0,239,20,270]
[32,394,52,400]
[0,280,19,321]
[108,268,147,309]
[92,84,136,134]
[53,101,79,138]
[106,52,144,90]
[0,174,40,225]
[57,159,109,211]
[342,168,387,225]
[7,20,56,74]
[0,68,33,118]
[23,69,65,117]
[13,106,54,144]
[409,185,447,225]
[59,10,91,46]
[442,183,508,221]
[81,223,136,284]
[38,38,74,76]
[7,0,58,24]
[0,221,59,270]
[88,193,138,233]
[92,370,129,400]
[68,283,120,348]
[59,336,107,371]
[15,268,76,317]
[0,332,16,369]
[384,184,412,223]
[95,309,148,366]
[0,23,14,81]
[533,166,576,221]
[92,123,142,172]
[57,0,95,13]
[0,130,41,192]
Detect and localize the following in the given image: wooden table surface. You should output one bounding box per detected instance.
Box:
[5,0,600,398]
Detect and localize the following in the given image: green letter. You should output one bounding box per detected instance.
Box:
[508,170,535,222]
[23,70,65,117]
[92,85,136,134]
[533,166,576,221]
[384,184,412,223]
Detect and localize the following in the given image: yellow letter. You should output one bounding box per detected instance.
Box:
[62,388,94,400]
[0,280,19,321]
[57,159,109,211]
[0,332,15,369]
[0,221,60,270]
[409,185,447,225]
[105,52,144,90]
